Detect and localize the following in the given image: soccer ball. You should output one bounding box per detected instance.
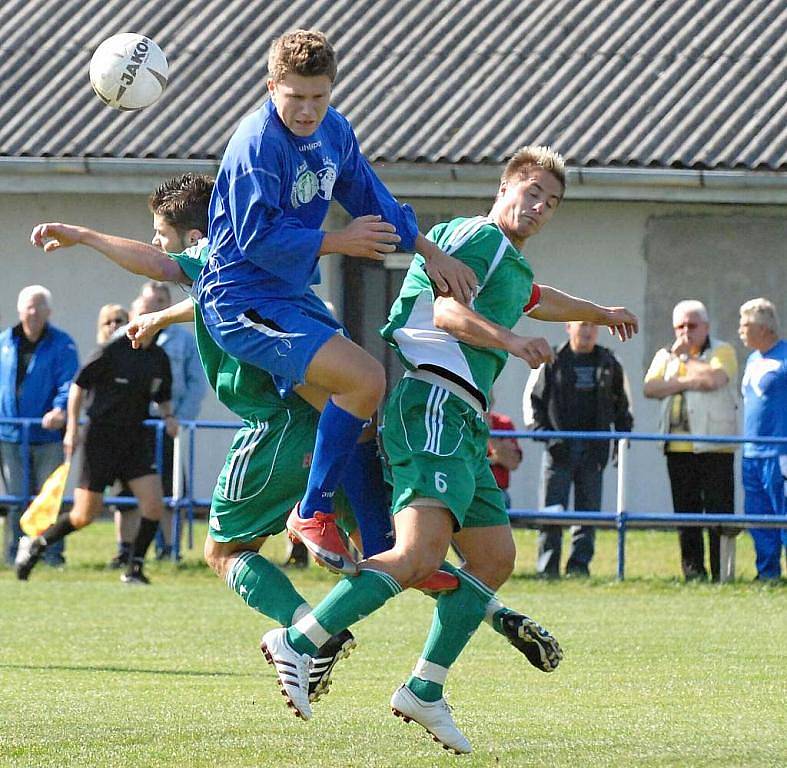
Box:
[89,33,168,111]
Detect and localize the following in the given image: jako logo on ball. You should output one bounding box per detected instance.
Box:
[89,33,168,111]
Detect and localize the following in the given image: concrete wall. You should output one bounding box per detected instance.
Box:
[2,189,784,515]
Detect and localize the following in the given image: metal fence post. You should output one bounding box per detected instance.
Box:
[187,422,196,550]
[616,512,627,580]
[171,431,182,560]
[616,438,629,580]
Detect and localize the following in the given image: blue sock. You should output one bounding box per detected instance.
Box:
[340,440,394,556]
[300,399,366,518]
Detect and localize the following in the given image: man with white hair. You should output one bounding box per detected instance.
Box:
[644,299,738,581]
[739,298,787,580]
[0,285,79,564]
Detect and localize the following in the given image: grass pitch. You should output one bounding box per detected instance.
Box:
[0,522,784,767]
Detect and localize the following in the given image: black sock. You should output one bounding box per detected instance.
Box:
[118,541,132,558]
[41,513,76,546]
[130,517,159,563]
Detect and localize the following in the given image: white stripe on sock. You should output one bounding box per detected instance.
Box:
[290,602,312,626]
[292,614,332,649]
[484,597,504,625]
[226,550,257,591]
[457,568,496,602]
[362,567,403,596]
[413,657,449,685]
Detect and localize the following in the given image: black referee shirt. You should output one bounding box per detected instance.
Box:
[75,333,172,426]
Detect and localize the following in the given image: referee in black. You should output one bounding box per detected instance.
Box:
[16,319,177,584]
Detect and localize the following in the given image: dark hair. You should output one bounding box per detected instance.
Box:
[148,173,214,235]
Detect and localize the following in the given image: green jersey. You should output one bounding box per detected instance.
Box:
[167,244,304,424]
[380,216,537,403]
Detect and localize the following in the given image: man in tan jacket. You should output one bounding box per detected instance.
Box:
[644,300,738,581]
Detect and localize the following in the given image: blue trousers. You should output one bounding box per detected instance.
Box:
[537,444,603,577]
[742,456,786,580]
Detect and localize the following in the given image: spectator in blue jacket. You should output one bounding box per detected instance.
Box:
[0,285,79,565]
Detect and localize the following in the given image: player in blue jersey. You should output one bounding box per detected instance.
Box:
[738,298,787,579]
[197,29,477,574]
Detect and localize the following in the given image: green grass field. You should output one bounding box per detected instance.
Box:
[1,521,784,767]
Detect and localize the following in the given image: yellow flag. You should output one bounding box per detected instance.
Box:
[19,462,71,537]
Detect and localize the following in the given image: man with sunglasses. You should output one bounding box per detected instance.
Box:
[644,300,738,581]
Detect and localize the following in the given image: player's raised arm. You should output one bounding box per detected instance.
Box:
[433,295,554,368]
[127,299,195,349]
[30,223,186,283]
[529,285,639,341]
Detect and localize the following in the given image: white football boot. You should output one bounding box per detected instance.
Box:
[260,627,312,720]
[390,684,471,754]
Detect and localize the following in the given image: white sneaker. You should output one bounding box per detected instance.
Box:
[260,628,312,720]
[390,684,471,754]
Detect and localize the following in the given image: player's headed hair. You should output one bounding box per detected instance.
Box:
[500,145,567,196]
[268,29,337,83]
[740,297,780,334]
[148,173,214,235]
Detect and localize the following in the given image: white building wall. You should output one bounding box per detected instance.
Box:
[2,188,784,518]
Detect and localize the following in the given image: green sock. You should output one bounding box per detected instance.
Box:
[427,562,513,639]
[407,569,495,702]
[226,551,309,627]
[287,568,402,654]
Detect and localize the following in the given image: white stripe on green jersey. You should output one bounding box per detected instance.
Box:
[380,217,536,403]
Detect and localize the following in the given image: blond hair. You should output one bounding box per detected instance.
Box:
[501,145,566,194]
[740,297,780,334]
[267,29,337,83]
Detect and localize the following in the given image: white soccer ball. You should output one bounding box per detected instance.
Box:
[89,33,168,111]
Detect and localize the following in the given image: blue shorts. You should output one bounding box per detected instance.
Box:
[204,291,345,397]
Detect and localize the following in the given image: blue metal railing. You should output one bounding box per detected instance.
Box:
[3,417,785,578]
[491,428,787,579]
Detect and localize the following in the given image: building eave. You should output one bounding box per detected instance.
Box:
[0,158,786,205]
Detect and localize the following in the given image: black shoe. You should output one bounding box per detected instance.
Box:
[282,539,309,569]
[15,536,46,581]
[309,629,357,703]
[500,612,564,672]
[107,552,129,570]
[121,564,150,585]
[565,565,590,578]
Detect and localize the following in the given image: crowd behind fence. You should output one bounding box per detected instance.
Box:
[2,417,785,581]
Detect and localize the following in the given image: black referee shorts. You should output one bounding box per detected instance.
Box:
[78,423,160,493]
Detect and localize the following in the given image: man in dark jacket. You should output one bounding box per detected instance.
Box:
[524,321,632,577]
[0,285,79,565]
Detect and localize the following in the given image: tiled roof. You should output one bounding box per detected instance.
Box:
[1,0,785,170]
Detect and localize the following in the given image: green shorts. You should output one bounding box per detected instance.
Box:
[209,402,355,542]
[209,404,316,542]
[380,376,508,530]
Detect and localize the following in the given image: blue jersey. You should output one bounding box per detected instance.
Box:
[741,339,787,458]
[198,99,419,324]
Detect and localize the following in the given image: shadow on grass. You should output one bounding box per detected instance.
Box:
[0,662,249,678]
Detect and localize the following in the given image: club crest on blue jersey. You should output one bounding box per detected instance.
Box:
[291,158,337,207]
